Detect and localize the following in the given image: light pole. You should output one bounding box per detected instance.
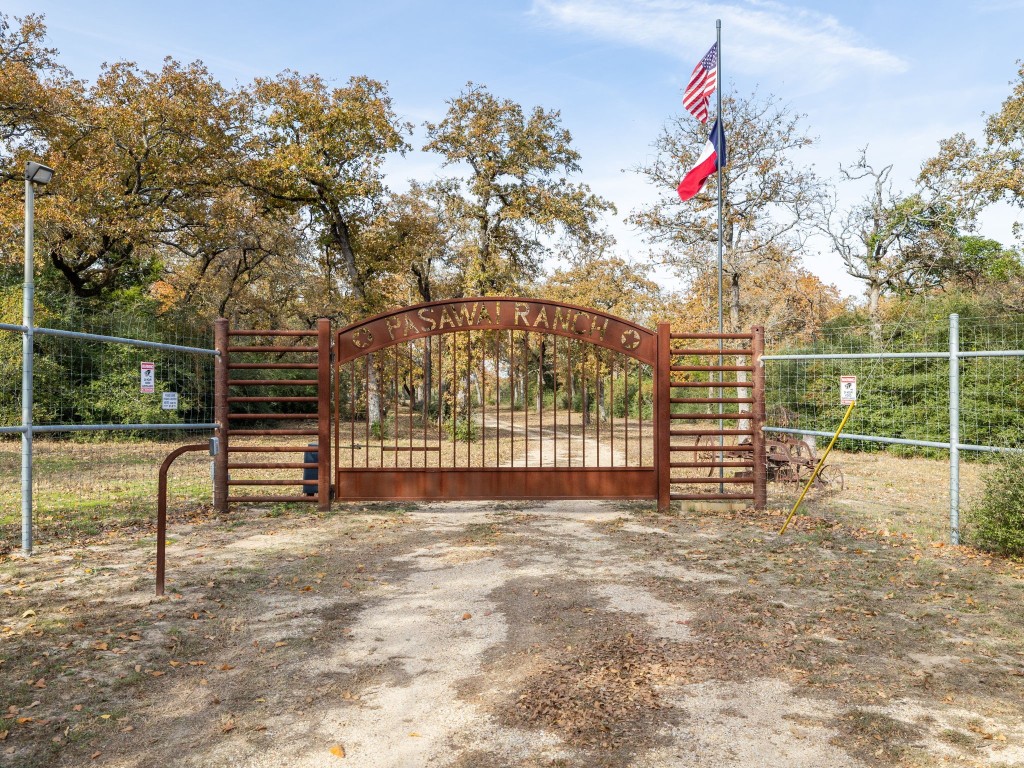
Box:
[22,160,53,557]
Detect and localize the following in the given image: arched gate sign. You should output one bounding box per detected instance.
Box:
[212,298,766,513]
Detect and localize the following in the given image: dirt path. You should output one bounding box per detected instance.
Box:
[3,498,1024,767]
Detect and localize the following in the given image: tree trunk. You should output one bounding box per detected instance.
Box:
[867,283,883,343]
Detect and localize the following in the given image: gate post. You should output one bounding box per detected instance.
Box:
[317,318,332,511]
[656,322,671,512]
[751,325,767,511]
[213,318,229,513]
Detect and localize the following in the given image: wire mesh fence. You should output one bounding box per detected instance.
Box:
[0,313,217,552]
[763,314,1024,543]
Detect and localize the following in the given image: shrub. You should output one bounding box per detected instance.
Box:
[445,417,478,442]
[967,453,1024,557]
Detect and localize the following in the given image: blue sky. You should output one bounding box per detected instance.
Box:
[8,0,1024,297]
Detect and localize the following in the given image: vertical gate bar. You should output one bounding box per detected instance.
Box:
[466,333,471,468]
[451,336,457,466]
[657,323,671,511]
[950,313,960,545]
[393,348,399,467]
[438,334,443,466]
[522,334,528,466]
[539,339,544,467]
[509,331,514,467]
[582,345,587,468]
[751,325,767,511]
[618,360,626,466]
[214,318,229,513]
[635,360,640,465]
[350,362,355,468]
[610,359,615,467]
[405,344,409,468]
[334,344,340,476]
[493,334,499,466]
[482,332,487,466]
[553,335,558,467]
[567,339,572,467]
[365,357,370,468]
[317,318,331,510]
[595,352,601,466]
[421,339,425,466]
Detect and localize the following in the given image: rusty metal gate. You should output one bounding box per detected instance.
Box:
[211,301,765,512]
[212,318,332,511]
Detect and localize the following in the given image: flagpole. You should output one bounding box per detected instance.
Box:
[715,18,724,492]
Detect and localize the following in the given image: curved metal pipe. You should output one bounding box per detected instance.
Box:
[157,444,211,596]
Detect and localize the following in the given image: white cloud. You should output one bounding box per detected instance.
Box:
[530,0,908,88]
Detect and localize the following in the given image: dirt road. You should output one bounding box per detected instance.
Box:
[3,495,1024,767]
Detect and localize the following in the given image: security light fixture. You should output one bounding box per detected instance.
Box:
[25,161,54,185]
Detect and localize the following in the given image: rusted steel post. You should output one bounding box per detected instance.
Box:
[213,318,230,513]
[656,323,671,512]
[751,325,767,511]
[157,444,210,596]
[317,318,332,511]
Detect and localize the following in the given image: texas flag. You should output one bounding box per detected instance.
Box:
[677,119,726,201]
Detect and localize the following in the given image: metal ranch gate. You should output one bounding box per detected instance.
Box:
[212,298,765,513]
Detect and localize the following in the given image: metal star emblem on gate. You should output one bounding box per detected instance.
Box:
[351,328,374,349]
[620,329,641,350]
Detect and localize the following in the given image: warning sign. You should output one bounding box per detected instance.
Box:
[840,375,857,405]
[161,391,178,410]
[140,362,155,394]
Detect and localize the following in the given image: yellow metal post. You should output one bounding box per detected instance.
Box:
[779,401,856,535]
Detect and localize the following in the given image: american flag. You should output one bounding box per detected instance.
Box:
[682,43,717,124]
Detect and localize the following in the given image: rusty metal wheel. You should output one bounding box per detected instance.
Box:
[817,464,844,491]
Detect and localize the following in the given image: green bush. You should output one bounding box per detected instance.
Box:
[370,413,394,440]
[445,416,478,442]
[967,453,1024,557]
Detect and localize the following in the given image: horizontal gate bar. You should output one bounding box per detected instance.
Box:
[671,397,753,404]
[670,333,752,340]
[670,429,754,436]
[229,428,319,436]
[670,444,753,451]
[671,365,753,372]
[227,345,317,353]
[224,445,317,452]
[673,476,752,484]
[670,493,754,501]
[228,396,319,403]
[229,330,316,337]
[380,446,442,451]
[228,462,318,469]
[670,413,746,420]
[228,379,318,386]
[228,413,314,420]
[228,362,319,370]
[228,479,311,486]
[670,381,749,388]
[671,461,754,468]
[671,348,752,356]
[226,495,319,503]
[30,326,219,356]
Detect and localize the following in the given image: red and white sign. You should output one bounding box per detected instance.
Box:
[140,362,155,394]
[840,375,857,405]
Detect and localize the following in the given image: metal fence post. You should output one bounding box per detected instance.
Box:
[949,313,960,545]
[21,177,35,556]
[213,318,229,512]
[656,322,671,512]
[317,318,332,511]
[751,326,767,511]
